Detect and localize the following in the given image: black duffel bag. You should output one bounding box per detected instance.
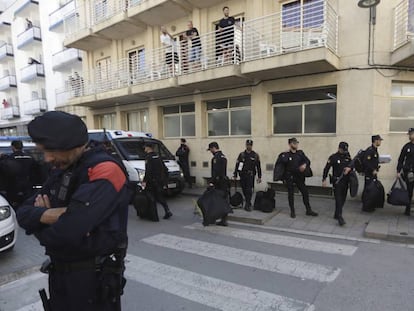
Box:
[132,188,159,222]
[230,184,243,207]
[363,179,385,210]
[348,171,359,198]
[253,188,275,213]
[197,188,233,226]
[387,177,410,206]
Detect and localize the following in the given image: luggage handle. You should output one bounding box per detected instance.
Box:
[391,177,407,191]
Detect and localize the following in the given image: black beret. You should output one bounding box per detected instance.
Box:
[28,111,88,150]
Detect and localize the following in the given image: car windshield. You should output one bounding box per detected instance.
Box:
[114,139,174,161]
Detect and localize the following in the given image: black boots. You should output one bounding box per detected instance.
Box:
[337,216,346,226]
[163,207,173,219]
[216,215,228,226]
[305,207,318,217]
[290,207,296,218]
[244,202,252,212]
[405,206,411,216]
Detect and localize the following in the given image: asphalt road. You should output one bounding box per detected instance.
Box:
[1,195,414,311]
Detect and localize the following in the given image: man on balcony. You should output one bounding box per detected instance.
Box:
[160,26,178,76]
[185,21,202,71]
[218,6,236,65]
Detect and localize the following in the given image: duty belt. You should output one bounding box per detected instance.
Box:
[51,258,98,273]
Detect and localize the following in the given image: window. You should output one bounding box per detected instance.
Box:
[96,113,116,129]
[163,103,195,138]
[127,110,148,132]
[390,82,414,132]
[282,0,324,28]
[207,96,251,136]
[128,48,145,82]
[272,86,337,135]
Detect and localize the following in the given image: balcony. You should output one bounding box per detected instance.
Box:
[177,26,250,91]
[0,44,14,63]
[0,75,17,91]
[392,0,414,66]
[128,0,191,26]
[1,105,20,120]
[52,48,82,71]
[63,9,111,51]
[14,0,39,17]
[241,0,339,80]
[49,0,76,31]
[91,0,145,39]
[23,98,47,115]
[16,26,42,50]
[20,64,45,83]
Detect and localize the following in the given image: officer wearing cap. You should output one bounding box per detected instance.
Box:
[233,139,262,211]
[208,142,229,226]
[142,142,173,219]
[16,111,130,311]
[322,142,353,226]
[279,138,318,218]
[176,138,192,188]
[397,128,414,216]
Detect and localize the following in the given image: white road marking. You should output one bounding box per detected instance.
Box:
[142,234,341,283]
[0,272,45,291]
[185,223,358,256]
[126,254,315,311]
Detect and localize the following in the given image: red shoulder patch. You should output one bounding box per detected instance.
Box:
[88,162,126,192]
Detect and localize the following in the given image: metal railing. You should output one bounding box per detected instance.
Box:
[0,75,17,91]
[1,105,20,120]
[17,26,42,48]
[52,48,82,70]
[24,98,47,115]
[63,9,88,37]
[20,64,45,82]
[243,0,338,61]
[394,0,414,50]
[128,0,146,8]
[49,0,76,29]
[92,0,126,24]
[0,43,13,60]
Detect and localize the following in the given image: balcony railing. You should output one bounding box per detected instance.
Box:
[1,106,20,120]
[394,0,414,50]
[49,0,76,30]
[0,44,14,61]
[64,9,88,37]
[24,98,47,115]
[17,26,42,49]
[92,0,126,24]
[243,0,338,62]
[52,48,82,71]
[128,0,145,8]
[0,75,17,91]
[20,64,45,82]
[14,0,39,17]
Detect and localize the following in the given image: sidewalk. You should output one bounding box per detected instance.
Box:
[182,187,414,244]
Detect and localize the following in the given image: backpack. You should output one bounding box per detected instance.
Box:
[253,188,276,213]
[353,149,366,173]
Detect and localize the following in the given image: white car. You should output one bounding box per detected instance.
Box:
[0,195,17,252]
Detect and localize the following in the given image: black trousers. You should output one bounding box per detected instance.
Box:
[179,161,192,185]
[286,175,311,211]
[49,269,120,311]
[148,184,169,212]
[240,172,255,204]
[333,178,349,217]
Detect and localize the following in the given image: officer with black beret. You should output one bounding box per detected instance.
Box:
[142,142,173,219]
[397,128,414,216]
[16,111,130,311]
[278,138,318,218]
[322,142,353,226]
[208,142,230,226]
[233,139,262,211]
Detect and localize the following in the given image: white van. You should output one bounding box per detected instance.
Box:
[88,130,185,195]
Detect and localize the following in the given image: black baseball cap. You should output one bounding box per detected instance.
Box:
[338,142,349,151]
[207,142,219,150]
[408,128,414,134]
[28,111,88,151]
[246,139,253,145]
[181,138,186,143]
[371,135,383,143]
[288,137,299,144]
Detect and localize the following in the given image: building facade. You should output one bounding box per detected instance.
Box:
[0,0,86,135]
[6,0,414,188]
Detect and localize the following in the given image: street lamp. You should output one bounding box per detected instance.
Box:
[357,0,380,8]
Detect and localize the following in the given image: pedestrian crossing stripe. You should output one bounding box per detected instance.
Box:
[185,223,358,256]
[142,234,341,283]
[125,254,315,311]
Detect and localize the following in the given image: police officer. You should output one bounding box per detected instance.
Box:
[279,138,318,218]
[322,142,353,226]
[143,142,173,219]
[233,139,262,211]
[397,128,414,216]
[176,138,192,188]
[208,142,229,226]
[16,111,130,311]
[362,135,383,212]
